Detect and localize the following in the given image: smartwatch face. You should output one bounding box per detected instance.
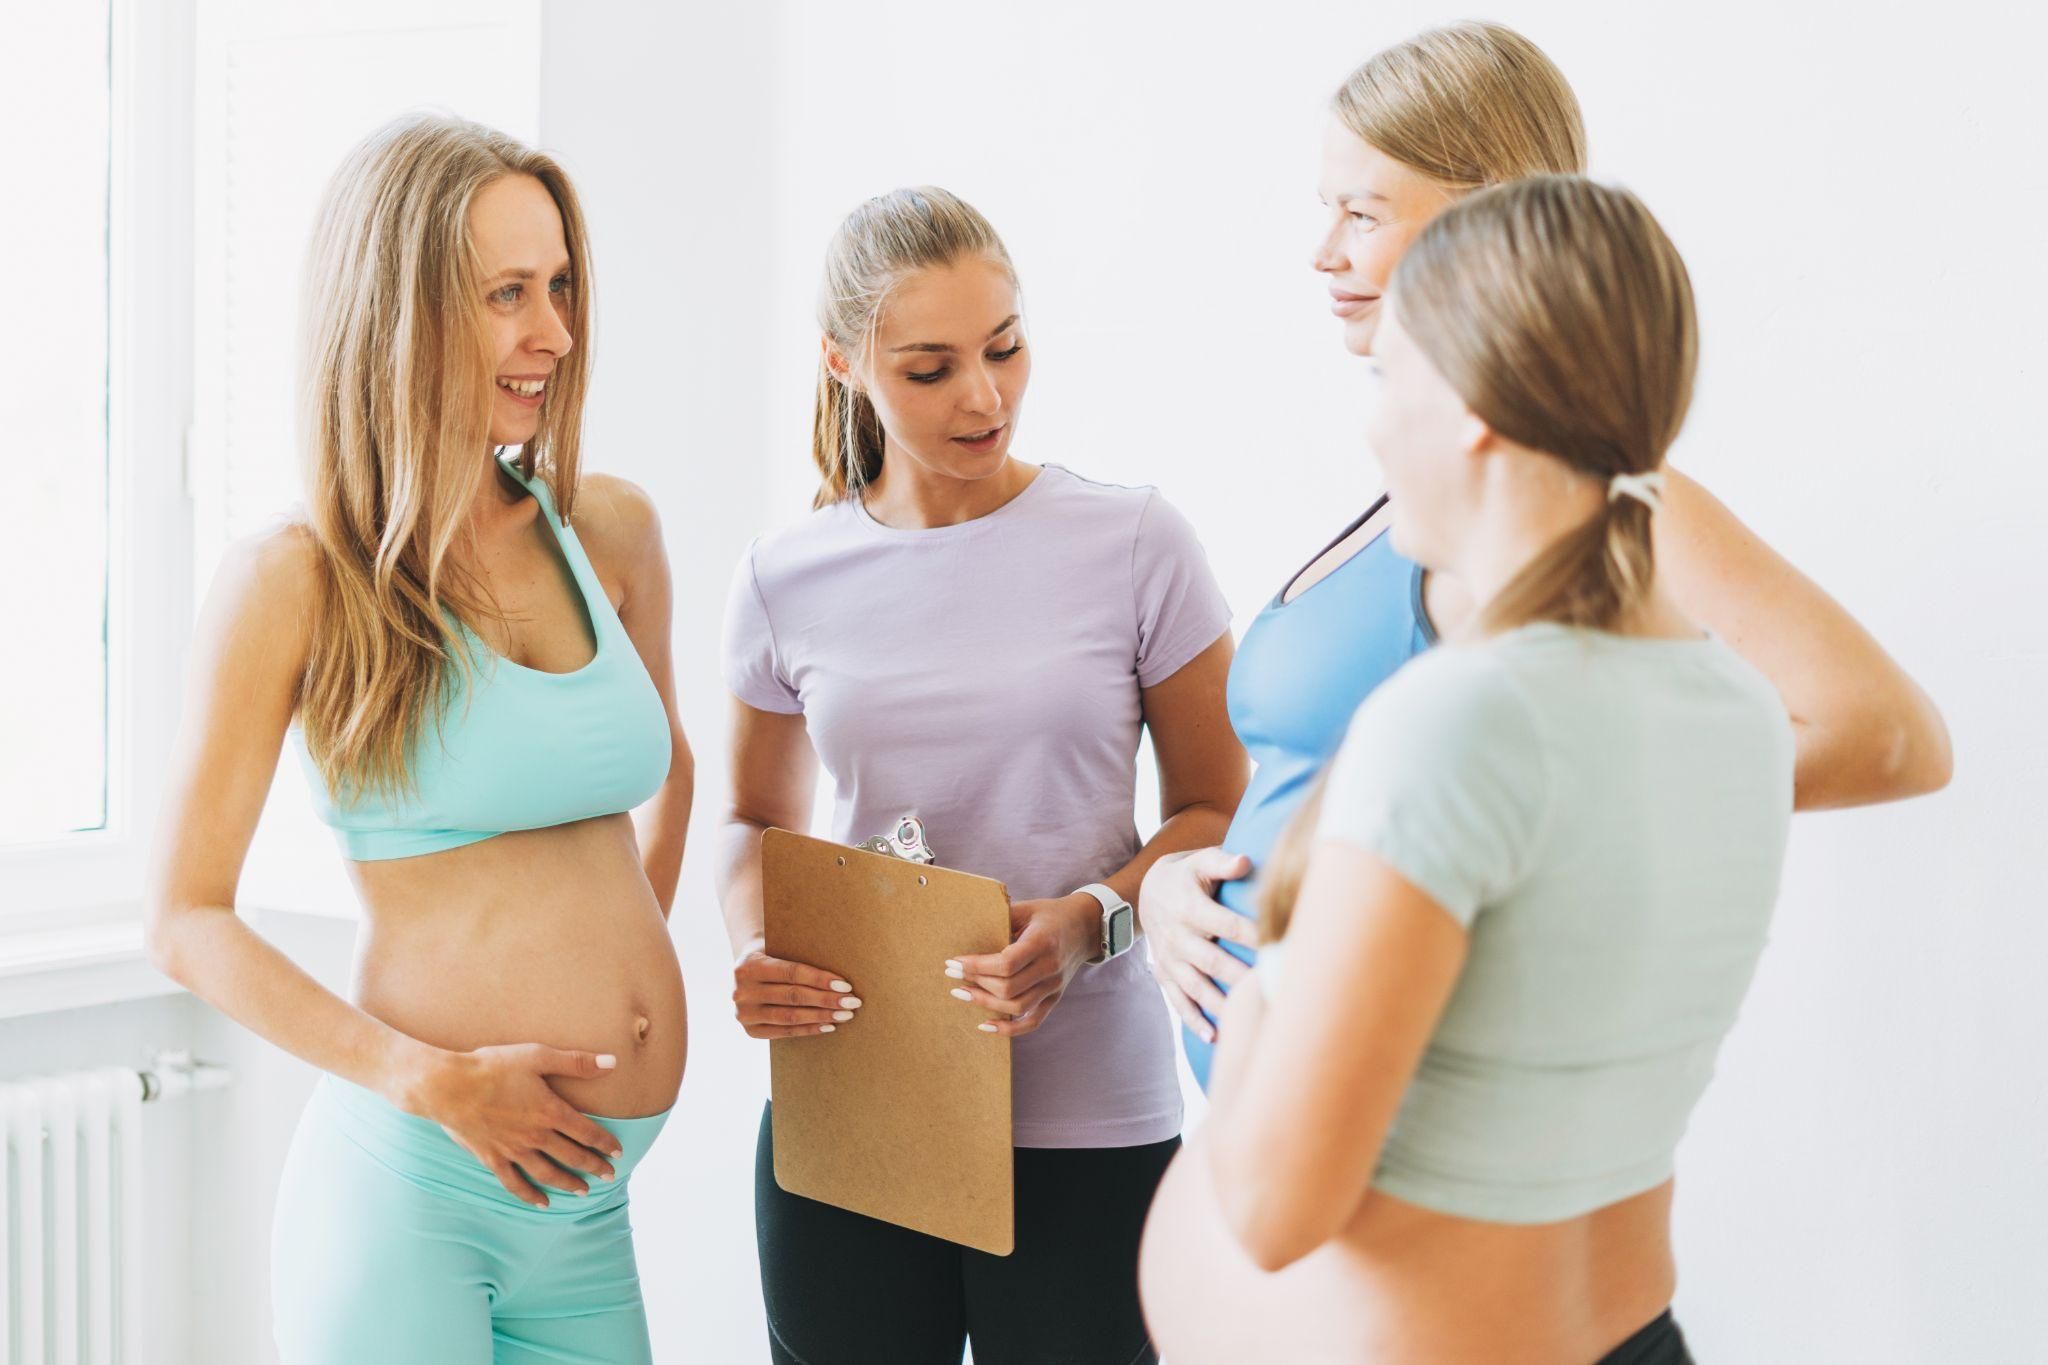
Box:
[1109,904,1135,957]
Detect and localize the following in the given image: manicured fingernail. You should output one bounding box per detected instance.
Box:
[840,996,862,1009]
[944,964,965,979]
[978,1023,999,1033]
[596,1054,617,1069]
[832,1009,854,1021]
[830,980,853,993]
[950,988,973,1002]
[819,1024,836,1033]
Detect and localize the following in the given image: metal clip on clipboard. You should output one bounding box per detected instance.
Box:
[855,814,936,865]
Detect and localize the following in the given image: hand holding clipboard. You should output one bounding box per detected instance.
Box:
[761,825,1017,1256]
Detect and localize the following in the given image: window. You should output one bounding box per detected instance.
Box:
[3,4,113,847]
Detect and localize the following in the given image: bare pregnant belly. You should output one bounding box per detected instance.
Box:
[346,814,687,1118]
[1139,1135,1675,1364]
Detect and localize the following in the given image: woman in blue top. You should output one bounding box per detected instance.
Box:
[1146,23,1953,1087]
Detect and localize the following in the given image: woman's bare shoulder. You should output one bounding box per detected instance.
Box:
[571,471,665,578]
[197,522,323,667]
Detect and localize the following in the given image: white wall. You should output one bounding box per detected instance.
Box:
[543,1,2048,1361]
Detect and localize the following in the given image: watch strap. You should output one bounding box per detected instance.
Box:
[1076,882,1132,965]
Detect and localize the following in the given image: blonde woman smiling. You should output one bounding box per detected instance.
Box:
[147,116,692,1363]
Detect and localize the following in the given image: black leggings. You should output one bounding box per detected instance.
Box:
[1598,1310,1694,1364]
[755,1103,1177,1365]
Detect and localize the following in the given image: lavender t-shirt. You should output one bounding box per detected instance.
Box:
[723,464,1233,1148]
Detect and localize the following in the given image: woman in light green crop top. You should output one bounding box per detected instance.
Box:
[1140,181,1802,1364]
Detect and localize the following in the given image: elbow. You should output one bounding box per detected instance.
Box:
[141,897,189,985]
[672,741,697,804]
[1794,695,1956,810]
[1210,1148,1332,1272]
[1218,1187,1322,1273]
[1870,696,1956,802]
[1900,703,1955,798]
[1164,795,1242,846]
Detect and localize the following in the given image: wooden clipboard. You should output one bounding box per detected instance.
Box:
[762,827,1016,1255]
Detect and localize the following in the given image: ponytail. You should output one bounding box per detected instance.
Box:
[1393,175,1695,639]
[810,362,885,509]
[1477,493,1656,635]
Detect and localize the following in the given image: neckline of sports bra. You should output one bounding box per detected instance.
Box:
[462,454,606,681]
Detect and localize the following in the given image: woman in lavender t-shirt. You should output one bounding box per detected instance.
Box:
[714,186,1247,1365]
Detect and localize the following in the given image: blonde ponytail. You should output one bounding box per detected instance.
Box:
[1394,175,1696,634]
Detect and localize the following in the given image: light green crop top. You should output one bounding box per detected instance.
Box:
[291,454,671,861]
[1265,622,1794,1225]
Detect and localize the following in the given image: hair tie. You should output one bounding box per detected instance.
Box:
[1608,470,1665,514]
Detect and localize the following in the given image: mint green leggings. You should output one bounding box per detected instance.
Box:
[272,1075,671,1364]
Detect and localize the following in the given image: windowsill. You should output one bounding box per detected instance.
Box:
[0,911,178,1021]
[0,902,356,1022]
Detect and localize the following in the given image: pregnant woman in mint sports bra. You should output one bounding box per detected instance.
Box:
[144,116,693,1364]
[1147,22,1953,1088]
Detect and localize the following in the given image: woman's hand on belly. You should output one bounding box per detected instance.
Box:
[1138,847,1259,1043]
[945,893,1100,1037]
[402,1043,628,1208]
[732,949,862,1039]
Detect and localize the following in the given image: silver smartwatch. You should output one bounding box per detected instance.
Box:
[1077,883,1135,965]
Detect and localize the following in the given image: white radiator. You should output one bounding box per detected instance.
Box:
[1,1058,228,1365]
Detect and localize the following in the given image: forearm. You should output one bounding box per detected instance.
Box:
[635,740,695,919]
[147,904,438,1105]
[713,814,771,958]
[1120,800,1236,932]
[1202,981,1358,1270]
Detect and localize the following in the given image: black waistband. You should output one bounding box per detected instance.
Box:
[1596,1310,1692,1365]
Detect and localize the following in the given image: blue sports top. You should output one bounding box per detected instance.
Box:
[1183,498,1435,1088]
[292,454,671,861]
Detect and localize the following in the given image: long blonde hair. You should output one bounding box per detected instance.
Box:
[1260,177,1699,942]
[1332,22,1586,189]
[297,114,593,801]
[811,187,1015,508]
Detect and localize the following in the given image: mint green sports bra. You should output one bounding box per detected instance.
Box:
[293,455,671,861]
